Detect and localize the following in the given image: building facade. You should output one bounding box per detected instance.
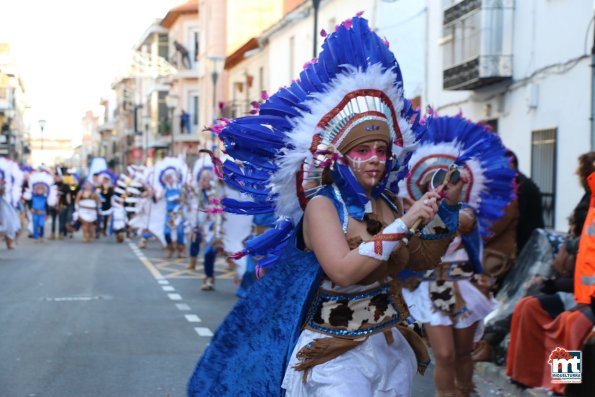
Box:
[425,0,594,231]
[0,43,29,164]
[161,0,201,164]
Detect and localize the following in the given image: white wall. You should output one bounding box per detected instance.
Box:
[267,0,376,91]
[375,0,426,99]
[425,0,594,230]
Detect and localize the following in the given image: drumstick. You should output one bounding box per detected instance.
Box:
[408,166,458,235]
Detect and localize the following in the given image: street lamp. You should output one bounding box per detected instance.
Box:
[208,55,225,152]
[142,114,151,164]
[38,119,46,153]
[312,0,321,58]
[165,93,178,156]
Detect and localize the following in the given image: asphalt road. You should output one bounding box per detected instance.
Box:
[2,233,538,397]
[0,234,238,397]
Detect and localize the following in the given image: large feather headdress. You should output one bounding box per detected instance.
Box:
[210,15,427,263]
[398,115,516,236]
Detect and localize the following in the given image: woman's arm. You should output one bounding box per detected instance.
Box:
[74,190,82,205]
[304,193,439,287]
[304,196,383,287]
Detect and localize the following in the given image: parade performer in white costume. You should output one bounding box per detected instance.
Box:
[112,166,145,242]
[188,15,462,397]
[399,115,515,397]
[0,158,23,248]
[130,166,167,248]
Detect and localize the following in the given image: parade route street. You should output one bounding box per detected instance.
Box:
[0,235,238,397]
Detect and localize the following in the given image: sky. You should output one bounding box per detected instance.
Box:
[0,0,183,143]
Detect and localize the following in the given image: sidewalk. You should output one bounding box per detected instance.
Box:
[474,362,553,397]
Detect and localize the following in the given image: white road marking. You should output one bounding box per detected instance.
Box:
[194,327,213,337]
[185,314,202,323]
[167,293,182,301]
[127,242,212,338]
[127,242,164,280]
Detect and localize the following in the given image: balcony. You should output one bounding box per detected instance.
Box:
[441,0,514,91]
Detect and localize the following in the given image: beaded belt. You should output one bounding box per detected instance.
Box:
[422,261,474,282]
[304,284,401,337]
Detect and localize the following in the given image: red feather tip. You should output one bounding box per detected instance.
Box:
[229,250,247,260]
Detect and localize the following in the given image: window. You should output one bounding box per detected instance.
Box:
[531,128,557,228]
[259,66,264,93]
[442,10,480,69]
[193,31,200,61]
[289,36,295,81]
[158,91,169,134]
[328,17,336,34]
[158,33,169,60]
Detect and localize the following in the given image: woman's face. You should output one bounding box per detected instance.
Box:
[84,181,92,191]
[344,140,388,192]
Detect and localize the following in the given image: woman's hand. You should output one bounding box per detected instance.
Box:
[401,191,440,228]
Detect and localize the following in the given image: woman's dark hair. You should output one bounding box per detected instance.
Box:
[505,149,518,170]
[577,151,595,190]
[363,213,383,235]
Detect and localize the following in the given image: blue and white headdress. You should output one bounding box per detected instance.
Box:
[25,171,58,206]
[398,115,516,236]
[97,169,117,186]
[153,156,188,193]
[214,15,427,264]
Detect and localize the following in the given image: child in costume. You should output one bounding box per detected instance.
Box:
[399,115,515,397]
[23,171,57,242]
[186,156,213,272]
[154,157,188,258]
[97,170,116,238]
[75,180,101,242]
[188,15,462,396]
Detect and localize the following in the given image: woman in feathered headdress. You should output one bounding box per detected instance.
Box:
[398,115,515,396]
[188,15,463,397]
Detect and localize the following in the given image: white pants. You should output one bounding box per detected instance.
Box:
[282,328,417,397]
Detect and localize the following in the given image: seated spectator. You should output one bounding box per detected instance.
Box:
[505,155,595,396]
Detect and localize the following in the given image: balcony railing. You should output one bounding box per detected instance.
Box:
[442,0,514,90]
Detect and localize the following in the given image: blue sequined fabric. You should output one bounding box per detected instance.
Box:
[187,237,323,396]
